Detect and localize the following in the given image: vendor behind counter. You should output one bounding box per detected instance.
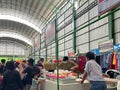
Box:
[59,56,78,71]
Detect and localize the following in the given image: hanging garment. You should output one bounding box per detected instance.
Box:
[95,56,101,65]
[109,53,115,69]
[100,53,110,69]
[118,54,120,71]
[113,52,117,65]
[100,55,104,68]
[115,54,119,70]
[77,55,86,72]
[106,53,112,64]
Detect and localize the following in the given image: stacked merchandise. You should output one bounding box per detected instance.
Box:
[95,52,120,90]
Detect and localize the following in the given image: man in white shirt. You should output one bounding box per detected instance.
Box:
[81,52,107,90]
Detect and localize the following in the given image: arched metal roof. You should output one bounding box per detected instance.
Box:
[0,31,33,46]
[0,0,66,47]
[0,37,29,48]
[0,15,41,33]
[0,20,37,39]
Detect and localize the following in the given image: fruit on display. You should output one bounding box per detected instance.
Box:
[71,73,77,76]
[47,70,78,79]
[48,73,66,78]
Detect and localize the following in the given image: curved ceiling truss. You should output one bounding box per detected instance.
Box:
[0,0,67,49]
[0,0,66,32]
[0,31,33,46]
[0,37,31,48]
[0,20,39,47]
[0,15,41,33]
[0,20,38,39]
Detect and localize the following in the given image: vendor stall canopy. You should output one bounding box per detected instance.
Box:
[0,0,68,48]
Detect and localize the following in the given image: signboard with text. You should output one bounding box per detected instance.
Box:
[98,0,120,15]
[98,39,113,52]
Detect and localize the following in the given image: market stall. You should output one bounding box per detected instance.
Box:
[37,69,118,90]
[37,78,118,90]
[43,79,90,90]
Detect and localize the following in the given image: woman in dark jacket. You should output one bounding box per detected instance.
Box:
[2,61,23,90]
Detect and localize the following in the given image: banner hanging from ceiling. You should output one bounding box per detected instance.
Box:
[46,20,55,45]
[98,0,120,15]
[34,34,40,51]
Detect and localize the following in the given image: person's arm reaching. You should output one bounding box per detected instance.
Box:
[81,61,91,83]
[81,71,87,83]
[70,61,78,70]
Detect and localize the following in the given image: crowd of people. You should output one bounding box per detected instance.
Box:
[58,52,107,90]
[0,58,44,90]
[0,52,109,90]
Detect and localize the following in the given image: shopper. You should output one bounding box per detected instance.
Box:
[2,61,23,90]
[22,58,35,90]
[59,56,78,71]
[22,60,28,68]
[15,61,20,71]
[30,66,41,90]
[0,59,6,75]
[18,63,26,79]
[81,52,107,90]
[36,58,44,69]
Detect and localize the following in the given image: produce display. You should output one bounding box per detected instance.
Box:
[46,70,78,79]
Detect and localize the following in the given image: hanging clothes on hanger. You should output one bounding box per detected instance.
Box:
[114,53,119,70]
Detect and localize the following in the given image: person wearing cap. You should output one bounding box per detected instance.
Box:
[81,52,107,90]
[59,56,78,71]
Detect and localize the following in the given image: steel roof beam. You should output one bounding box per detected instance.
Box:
[19,0,23,11]
[0,31,33,46]
[34,0,47,21]
[40,0,54,22]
